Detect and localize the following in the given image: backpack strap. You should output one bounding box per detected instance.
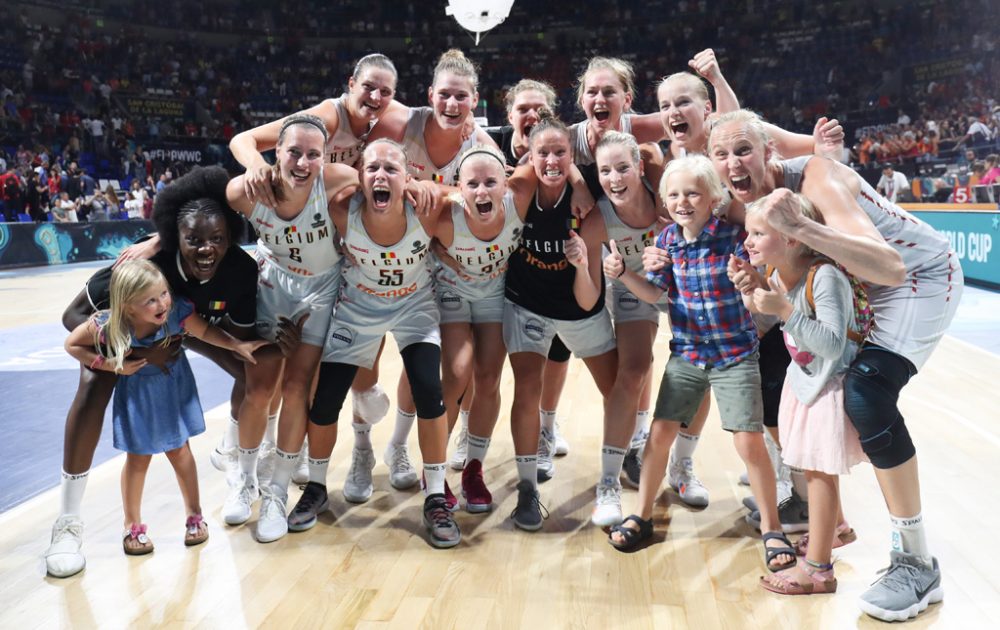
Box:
[805,261,865,345]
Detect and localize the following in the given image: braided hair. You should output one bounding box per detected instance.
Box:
[152,165,245,252]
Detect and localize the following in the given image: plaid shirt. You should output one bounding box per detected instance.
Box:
[646,216,758,368]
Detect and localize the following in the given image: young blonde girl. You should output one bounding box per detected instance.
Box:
[740,191,867,594]
[64,260,266,555]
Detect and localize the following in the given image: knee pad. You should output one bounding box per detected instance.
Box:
[309,362,358,426]
[843,348,917,469]
[400,343,446,418]
[547,335,571,363]
[352,383,390,424]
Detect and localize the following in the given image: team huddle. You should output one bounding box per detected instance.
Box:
[43,49,961,623]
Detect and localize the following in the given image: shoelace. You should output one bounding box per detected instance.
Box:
[261,491,286,518]
[596,482,621,505]
[680,459,703,485]
[511,488,550,520]
[54,518,84,542]
[389,446,414,473]
[870,559,922,593]
[536,431,554,459]
[294,485,326,514]
[348,449,374,481]
[426,499,455,528]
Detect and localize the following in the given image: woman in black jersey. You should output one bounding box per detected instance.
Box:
[44,166,292,578]
[502,115,632,531]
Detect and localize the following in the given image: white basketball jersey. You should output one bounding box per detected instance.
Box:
[569,114,635,166]
[401,107,480,184]
[439,191,523,298]
[324,94,373,167]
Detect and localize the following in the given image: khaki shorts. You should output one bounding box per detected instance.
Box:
[653,352,763,432]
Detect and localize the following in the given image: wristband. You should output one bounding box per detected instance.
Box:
[89,355,105,370]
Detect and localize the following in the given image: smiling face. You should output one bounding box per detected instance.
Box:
[530,128,573,189]
[178,212,229,282]
[658,76,712,150]
[428,71,477,131]
[459,155,507,224]
[662,170,716,239]
[508,89,550,142]
[596,143,643,206]
[347,66,396,121]
[276,125,326,190]
[709,120,773,204]
[744,210,787,267]
[581,69,632,131]
[128,278,172,328]
[361,142,408,214]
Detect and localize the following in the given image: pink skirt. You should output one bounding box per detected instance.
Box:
[778,374,868,476]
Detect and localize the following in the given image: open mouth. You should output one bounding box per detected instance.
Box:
[673,207,694,218]
[154,309,168,322]
[730,174,752,194]
[372,185,391,208]
[594,109,610,123]
[362,100,381,113]
[522,124,535,137]
[609,184,627,196]
[290,169,310,183]
[670,121,689,136]
[475,200,493,215]
[442,111,462,123]
[544,168,563,178]
[194,257,216,274]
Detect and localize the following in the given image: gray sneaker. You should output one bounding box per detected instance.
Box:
[287,481,329,532]
[423,494,461,548]
[621,447,642,489]
[511,480,548,531]
[343,446,375,503]
[859,551,943,622]
[745,490,809,533]
[536,429,555,483]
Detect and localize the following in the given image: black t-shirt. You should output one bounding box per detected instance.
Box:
[504,184,605,321]
[86,246,258,328]
[486,125,521,168]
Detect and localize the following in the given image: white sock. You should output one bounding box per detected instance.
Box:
[671,431,699,462]
[264,413,278,447]
[353,422,372,449]
[539,409,557,433]
[632,410,651,442]
[308,457,330,486]
[423,462,446,496]
[601,445,627,481]
[790,467,809,500]
[59,470,89,516]
[466,433,491,464]
[269,448,298,494]
[459,408,470,431]
[238,446,259,482]
[890,512,932,565]
[391,408,416,446]
[515,455,538,488]
[222,415,239,450]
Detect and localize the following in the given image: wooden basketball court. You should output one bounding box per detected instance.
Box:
[0,263,996,628]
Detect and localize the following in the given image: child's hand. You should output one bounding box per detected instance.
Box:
[117,357,148,375]
[603,239,625,279]
[728,254,764,294]
[752,275,794,320]
[234,339,271,364]
[642,244,671,273]
[275,313,309,358]
[565,230,588,269]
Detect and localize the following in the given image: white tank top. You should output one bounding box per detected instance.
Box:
[440,191,523,291]
[781,156,951,274]
[250,171,340,277]
[342,191,434,300]
[401,107,479,184]
[597,183,659,279]
[569,114,635,166]
[324,94,374,167]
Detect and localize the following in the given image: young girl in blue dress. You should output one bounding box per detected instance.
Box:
[65,260,267,555]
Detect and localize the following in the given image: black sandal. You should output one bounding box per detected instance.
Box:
[608,514,653,551]
[762,531,797,572]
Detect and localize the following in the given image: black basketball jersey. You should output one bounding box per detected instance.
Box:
[504,184,605,321]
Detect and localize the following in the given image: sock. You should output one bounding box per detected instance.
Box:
[269,448,298,494]
[671,431,699,462]
[539,409,557,433]
[391,408,416,446]
[222,415,239,450]
[515,455,538,488]
[423,462,446,496]
[459,408,470,431]
[601,445,627,481]
[353,422,372,449]
[59,470,89,516]
[890,512,932,565]
[632,410,651,443]
[308,456,330,485]
[466,433,491,464]
[238,446,259,482]
[263,413,278,447]
[790,467,809,501]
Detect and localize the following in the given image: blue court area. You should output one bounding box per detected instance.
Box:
[0,266,235,512]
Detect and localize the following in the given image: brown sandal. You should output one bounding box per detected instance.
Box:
[184,514,209,547]
[123,523,154,555]
[760,560,838,595]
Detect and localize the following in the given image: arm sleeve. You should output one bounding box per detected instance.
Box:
[782,265,852,361]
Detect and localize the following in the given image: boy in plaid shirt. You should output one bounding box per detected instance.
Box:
[603,156,793,571]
